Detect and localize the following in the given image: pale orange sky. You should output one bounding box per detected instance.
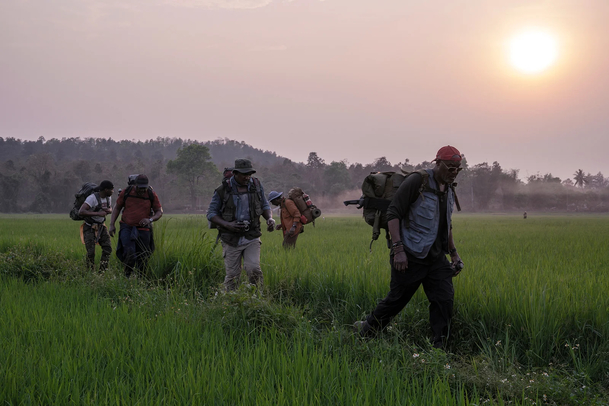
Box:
[1,0,608,181]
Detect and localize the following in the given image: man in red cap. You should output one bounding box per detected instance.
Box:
[355,145,464,349]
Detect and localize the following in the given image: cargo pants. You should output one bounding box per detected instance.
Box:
[83,223,112,273]
[221,238,263,291]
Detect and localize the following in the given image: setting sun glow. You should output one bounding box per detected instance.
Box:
[509,30,559,74]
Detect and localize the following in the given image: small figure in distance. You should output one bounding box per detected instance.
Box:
[268,191,307,249]
[78,180,114,273]
[207,159,276,291]
[523,211,527,219]
[109,174,163,278]
[354,146,465,350]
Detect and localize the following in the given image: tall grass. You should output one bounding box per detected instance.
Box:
[1,213,608,404]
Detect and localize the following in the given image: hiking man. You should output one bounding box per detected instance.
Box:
[268,190,306,249]
[207,159,276,291]
[108,174,163,278]
[78,180,114,273]
[354,146,464,349]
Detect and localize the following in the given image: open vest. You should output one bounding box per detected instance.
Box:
[401,169,455,259]
[216,177,264,246]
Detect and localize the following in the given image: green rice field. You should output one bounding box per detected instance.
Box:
[0,213,608,405]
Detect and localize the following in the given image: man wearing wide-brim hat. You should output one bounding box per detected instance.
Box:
[207,158,276,291]
[354,146,465,349]
[268,190,306,249]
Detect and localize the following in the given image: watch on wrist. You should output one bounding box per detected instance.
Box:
[391,241,403,248]
[449,248,458,256]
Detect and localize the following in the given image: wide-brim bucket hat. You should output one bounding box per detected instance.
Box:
[233,158,256,174]
[268,191,283,202]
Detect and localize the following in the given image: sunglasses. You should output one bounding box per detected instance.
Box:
[440,161,463,173]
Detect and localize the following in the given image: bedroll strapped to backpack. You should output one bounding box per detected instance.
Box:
[287,187,321,224]
[69,182,98,221]
[344,169,461,250]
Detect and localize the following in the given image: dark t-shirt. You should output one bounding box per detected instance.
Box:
[387,172,448,264]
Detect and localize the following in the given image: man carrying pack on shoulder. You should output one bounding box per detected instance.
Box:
[78,180,114,273]
[268,191,306,249]
[109,174,163,278]
[207,159,276,291]
[354,146,465,349]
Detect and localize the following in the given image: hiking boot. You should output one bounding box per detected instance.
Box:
[433,336,446,349]
[353,320,373,337]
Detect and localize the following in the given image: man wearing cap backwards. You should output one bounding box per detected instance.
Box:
[78,180,114,273]
[268,191,306,249]
[109,174,163,278]
[207,159,276,291]
[355,146,464,349]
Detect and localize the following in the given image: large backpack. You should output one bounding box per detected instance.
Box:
[361,171,414,245]
[287,187,321,224]
[69,183,98,221]
[345,170,461,249]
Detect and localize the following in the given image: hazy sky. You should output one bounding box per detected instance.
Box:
[1,0,608,181]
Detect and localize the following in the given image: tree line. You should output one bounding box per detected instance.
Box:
[0,137,607,213]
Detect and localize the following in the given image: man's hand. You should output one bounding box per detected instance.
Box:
[223,221,246,233]
[266,218,276,232]
[275,224,282,231]
[108,224,116,237]
[392,248,408,272]
[287,225,296,237]
[138,218,153,228]
[451,253,464,276]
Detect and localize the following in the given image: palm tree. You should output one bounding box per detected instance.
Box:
[573,169,586,188]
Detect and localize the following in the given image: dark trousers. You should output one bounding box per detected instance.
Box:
[83,223,112,272]
[365,254,454,343]
[117,225,152,277]
[282,232,299,249]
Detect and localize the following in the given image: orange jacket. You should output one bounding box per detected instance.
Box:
[279,198,303,235]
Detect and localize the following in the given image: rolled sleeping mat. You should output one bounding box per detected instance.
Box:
[311,207,322,219]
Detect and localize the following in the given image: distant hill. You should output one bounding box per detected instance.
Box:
[203,138,292,169]
[0,136,292,168]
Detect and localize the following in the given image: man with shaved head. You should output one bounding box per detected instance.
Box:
[355,146,465,349]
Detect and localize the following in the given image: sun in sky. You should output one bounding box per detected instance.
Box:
[508,29,559,74]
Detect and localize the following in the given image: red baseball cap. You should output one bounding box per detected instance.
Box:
[434,145,462,162]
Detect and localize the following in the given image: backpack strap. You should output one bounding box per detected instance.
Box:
[92,192,103,211]
[123,186,134,202]
[123,185,154,203]
[450,183,461,211]
[251,177,263,202]
[216,178,232,208]
[417,170,461,211]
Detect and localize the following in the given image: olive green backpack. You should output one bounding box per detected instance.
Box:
[348,169,461,250]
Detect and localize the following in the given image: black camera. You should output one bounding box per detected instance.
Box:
[236,220,250,232]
